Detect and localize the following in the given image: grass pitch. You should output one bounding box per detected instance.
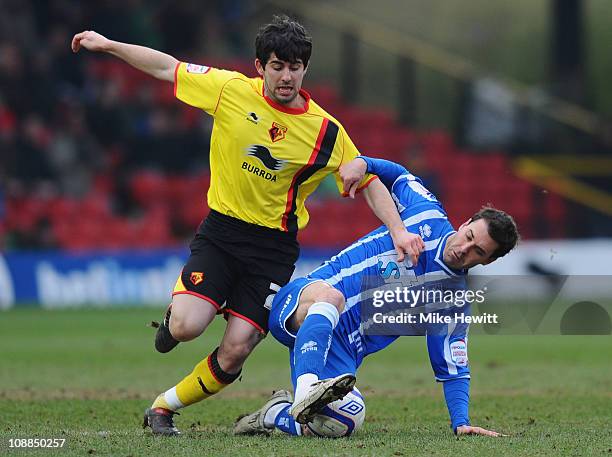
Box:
[1,308,611,456]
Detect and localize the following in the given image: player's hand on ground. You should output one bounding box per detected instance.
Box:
[71,30,110,53]
[456,425,507,437]
[391,230,424,265]
[339,158,368,198]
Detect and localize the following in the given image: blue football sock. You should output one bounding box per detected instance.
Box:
[274,404,302,436]
[293,301,340,379]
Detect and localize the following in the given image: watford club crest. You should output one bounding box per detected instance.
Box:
[190,272,204,286]
[269,122,288,142]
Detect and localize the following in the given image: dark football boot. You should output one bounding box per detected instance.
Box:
[153,306,179,353]
[143,408,181,436]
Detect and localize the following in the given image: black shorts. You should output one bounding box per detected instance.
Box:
[172,210,299,333]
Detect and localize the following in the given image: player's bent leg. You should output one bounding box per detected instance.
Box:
[288,281,345,331]
[289,282,346,420]
[154,293,218,353]
[169,315,262,411]
[218,314,266,373]
[145,316,255,435]
[145,345,243,435]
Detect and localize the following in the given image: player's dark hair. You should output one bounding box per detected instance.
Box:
[255,15,312,67]
[470,206,519,259]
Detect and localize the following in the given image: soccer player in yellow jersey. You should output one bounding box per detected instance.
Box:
[71,16,425,435]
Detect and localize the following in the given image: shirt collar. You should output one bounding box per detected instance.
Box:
[261,81,310,115]
[434,231,467,277]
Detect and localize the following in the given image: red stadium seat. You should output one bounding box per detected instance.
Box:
[80,193,112,221]
[130,171,167,208]
[308,85,340,108]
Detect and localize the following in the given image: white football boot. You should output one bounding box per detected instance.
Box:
[233,390,293,435]
[289,374,356,424]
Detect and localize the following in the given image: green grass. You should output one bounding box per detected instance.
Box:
[1,308,611,456]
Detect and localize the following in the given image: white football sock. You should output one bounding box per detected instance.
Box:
[163,386,184,410]
[294,373,319,405]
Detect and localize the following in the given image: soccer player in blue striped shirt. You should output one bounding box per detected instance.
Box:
[234,156,519,437]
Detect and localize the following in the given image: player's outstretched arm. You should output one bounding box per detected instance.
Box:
[71,30,178,82]
[363,179,425,265]
[340,156,409,197]
[456,425,507,437]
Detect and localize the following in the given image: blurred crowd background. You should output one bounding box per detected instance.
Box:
[1,0,611,253]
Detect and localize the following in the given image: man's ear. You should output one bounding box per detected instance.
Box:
[255,58,264,76]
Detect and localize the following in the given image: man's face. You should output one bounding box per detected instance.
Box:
[443,218,500,270]
[255,52,307,106]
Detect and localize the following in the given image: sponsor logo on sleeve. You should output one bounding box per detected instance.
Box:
[186,63,211,74]
[407,176,437,202]
[450,339,468,367]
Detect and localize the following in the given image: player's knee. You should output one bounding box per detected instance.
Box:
[169,315,203,341]
[304,286,345,320]
[168,295,216,341]
[317,287,345,314]
[293,283,346,329]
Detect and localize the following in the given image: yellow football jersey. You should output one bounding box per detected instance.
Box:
[174,62,376,232]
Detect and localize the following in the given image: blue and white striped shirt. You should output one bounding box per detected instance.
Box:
[306,157,470,382]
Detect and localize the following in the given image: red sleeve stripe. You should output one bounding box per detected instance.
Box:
[341,175,379,197]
